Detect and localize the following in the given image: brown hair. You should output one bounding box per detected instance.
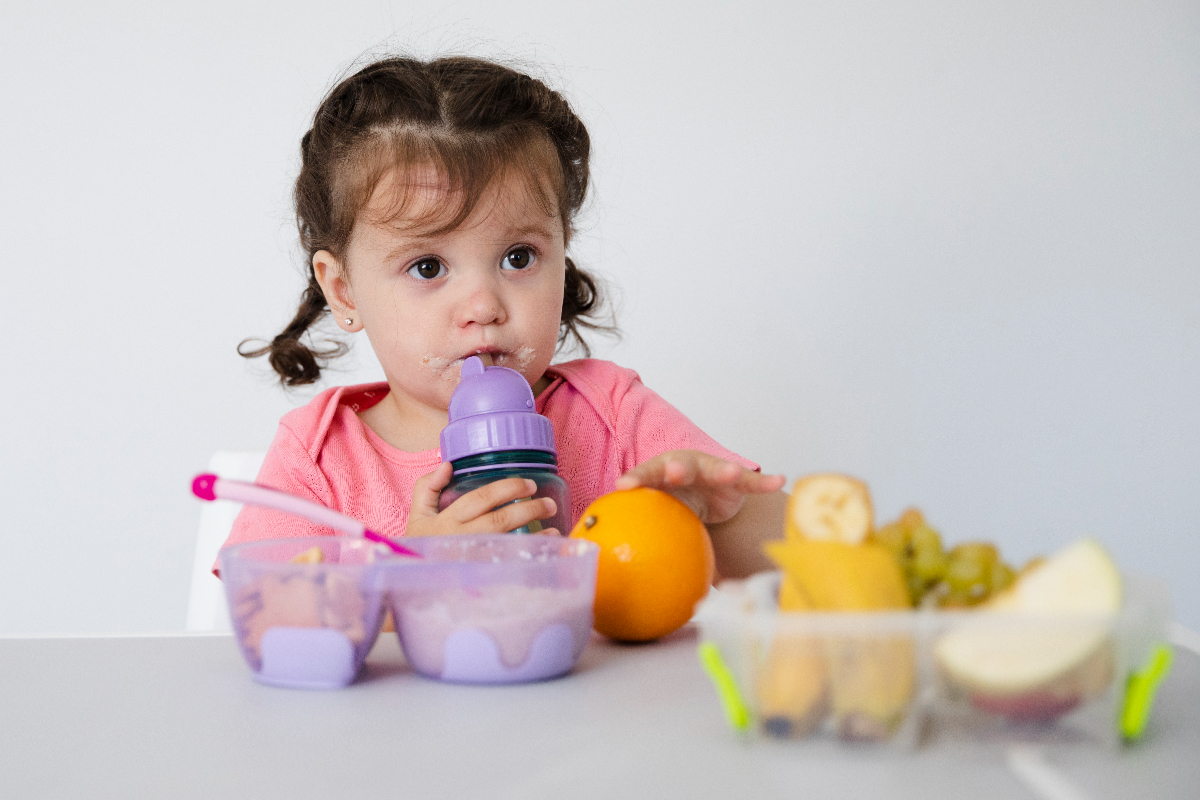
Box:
[241,56,614,386]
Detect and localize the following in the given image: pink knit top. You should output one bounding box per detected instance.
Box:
[220,359,757,561]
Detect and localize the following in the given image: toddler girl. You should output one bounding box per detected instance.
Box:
[225,56,785,578]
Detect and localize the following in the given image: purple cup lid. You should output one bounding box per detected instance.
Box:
[439,356,557,463]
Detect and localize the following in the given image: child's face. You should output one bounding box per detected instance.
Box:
[316,165,566,415]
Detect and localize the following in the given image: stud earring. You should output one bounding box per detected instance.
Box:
[345,318,353,326]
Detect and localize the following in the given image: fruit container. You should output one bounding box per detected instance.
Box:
[378,534,599,685]
[220,536,392,689]
[696,571,1173,748]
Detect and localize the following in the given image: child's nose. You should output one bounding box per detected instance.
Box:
[455,284,507,328]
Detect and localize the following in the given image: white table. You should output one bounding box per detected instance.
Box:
[0,628,1196,799]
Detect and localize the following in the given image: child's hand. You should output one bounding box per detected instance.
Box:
[405,462,559,537]
[614,450,786,526]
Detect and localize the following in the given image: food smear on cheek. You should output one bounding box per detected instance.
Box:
[420,355,463,382]
[495,346,536,373]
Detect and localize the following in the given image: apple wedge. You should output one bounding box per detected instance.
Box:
[934,538,1122,721]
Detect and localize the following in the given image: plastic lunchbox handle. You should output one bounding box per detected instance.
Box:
[1120,643,1174,741]
[697,642,750,732]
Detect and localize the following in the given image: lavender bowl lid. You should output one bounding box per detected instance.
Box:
[439,356,557,462]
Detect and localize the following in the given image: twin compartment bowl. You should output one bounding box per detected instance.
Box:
[220,534,599,689]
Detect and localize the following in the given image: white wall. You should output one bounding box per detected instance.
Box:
[1,1,1196,633]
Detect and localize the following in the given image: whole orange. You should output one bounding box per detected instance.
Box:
[569,487,715,642]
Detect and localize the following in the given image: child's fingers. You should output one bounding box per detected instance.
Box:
[722,468,787,495]
[696,458,742,486]
[411,462,454,515]
[661,458,691,487]
[616,451,786,498]
[470,496,557,534]
[618,452,742,490]
[615,452,688,490]
[444,477,538,524]
[746,472,788,494]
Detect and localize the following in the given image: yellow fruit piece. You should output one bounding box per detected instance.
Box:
[777,574,812,611]
[757,631,828,738]
[825,636,916,741]
[288,546,324,565]
[765,496,917,741]
[786,474,873,545]
[765,539,911,611]
[570,487,714,642]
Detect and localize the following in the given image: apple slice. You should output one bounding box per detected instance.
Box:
[934,538,1122,721]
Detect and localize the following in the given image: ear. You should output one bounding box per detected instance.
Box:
[312,251,360,332]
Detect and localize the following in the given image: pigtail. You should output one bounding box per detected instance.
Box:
[558,256,618,358]
[238,274,347,387]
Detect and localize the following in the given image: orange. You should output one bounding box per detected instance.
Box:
[569,487,715,642]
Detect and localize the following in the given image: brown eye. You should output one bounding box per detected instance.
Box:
[502,248,533,270]
[408,258,445,280]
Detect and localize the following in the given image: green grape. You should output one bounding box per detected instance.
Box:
[989,560,1016,594]
[904,572,926,606]
[949,542,998,566]
[873,523,911,563]
[910,522,942,552]
[909,525,948,584]
[942,542,997,607]
[896,508,925,530]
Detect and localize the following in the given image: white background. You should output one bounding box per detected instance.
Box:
[1,1,1196,633]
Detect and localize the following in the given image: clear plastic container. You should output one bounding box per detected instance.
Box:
[220,536,391,689]
[378,534,599,685]
[696,571,1172,748]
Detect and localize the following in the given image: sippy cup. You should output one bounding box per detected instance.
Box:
[438,356,571,534]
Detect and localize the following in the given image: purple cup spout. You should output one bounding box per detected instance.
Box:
[439,356,557,464]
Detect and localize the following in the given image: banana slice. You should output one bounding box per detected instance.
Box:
[786,474,873,545]
[288,546,324,565]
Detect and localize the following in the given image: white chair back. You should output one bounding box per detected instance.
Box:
[186,450,266,632]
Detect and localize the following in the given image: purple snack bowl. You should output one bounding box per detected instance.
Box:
[379,534,599,685]
[219,537,391,689]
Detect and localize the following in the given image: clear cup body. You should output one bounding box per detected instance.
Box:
[438,464,571,535]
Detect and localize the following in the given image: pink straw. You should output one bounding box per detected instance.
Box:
[192,473,421,558]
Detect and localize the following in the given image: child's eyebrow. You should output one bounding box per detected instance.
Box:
[382,238,435,261]
[379,223,558,261]
[502,224,556,241]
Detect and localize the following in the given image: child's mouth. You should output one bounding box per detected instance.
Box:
[420,347,538,381]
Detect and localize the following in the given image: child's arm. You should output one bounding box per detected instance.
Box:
[614,450,787,579]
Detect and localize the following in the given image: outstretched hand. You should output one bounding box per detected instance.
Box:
[614,449,786,526]
[405,461,560,537]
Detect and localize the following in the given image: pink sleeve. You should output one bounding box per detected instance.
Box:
[613,373,760,474]
[214,423,336,576]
